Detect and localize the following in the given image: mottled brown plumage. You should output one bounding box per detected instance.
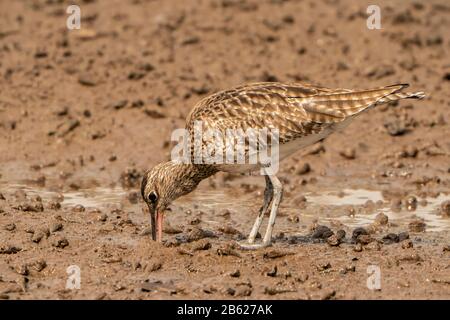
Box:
[142,81,425,248]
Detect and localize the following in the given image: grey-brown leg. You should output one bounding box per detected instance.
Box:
[239,173,282,250]
[261,174,282,245]
[248,176,273,244]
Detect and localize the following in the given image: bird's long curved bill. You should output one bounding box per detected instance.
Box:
[148,204,163,242]
[149,204,156,241]
[156,211,164,242]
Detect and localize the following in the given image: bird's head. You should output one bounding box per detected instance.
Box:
[141,161,208,242]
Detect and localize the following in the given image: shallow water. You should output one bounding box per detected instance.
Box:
[306,189,449,232]
[1,181,449,233]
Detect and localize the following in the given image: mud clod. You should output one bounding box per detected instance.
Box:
[217,244,241,257]
[352,227,369,240]
[263,249,294,259]
[374,212,389,226]
[14,202,44,212]
[264,286,295,295]
[0,245,21,254]
[327,235,341,246]
[191,239,212,251]
[52,237,69,248]
[409,220,426,233]
[120,168,142,188]
[398,232,410,242]
[72,204,85,212]
[4,223,16,232]
[296,163,311,175]
[32,230,45,243]
[50,223,63,233]
[440,200,450,217]
[339,148,356,160]
[384,119,407,136]
[164,224,183,235]
[218,225,242,236]
[311,225,333,239]
[382,233,399,244]
[0,0,447,301]
[186,227,216,242]
[402,240,414,249]
[229,269,241,278]
[336,230,346,240]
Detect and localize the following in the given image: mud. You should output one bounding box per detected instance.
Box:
[0,0,449,299]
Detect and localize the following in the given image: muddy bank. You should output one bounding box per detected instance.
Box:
[0,0,449,299]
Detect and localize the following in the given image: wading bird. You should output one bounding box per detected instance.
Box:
[141,82,425,249]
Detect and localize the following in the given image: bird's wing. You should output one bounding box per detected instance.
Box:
[185,82,411,144]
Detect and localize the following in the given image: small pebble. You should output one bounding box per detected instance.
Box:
[409,219,426,232]
[374,212,389,225]
[50,222,63,233]
[398,232,410,242]
[404,196,417,211]
[187,227,215,242]
[31,259,47,272]
[47,200,61,210]
[336,229,346,240]
[440,200,450,217]
[327,235,341,246]
[357,234,373,245]
[15,264,28,276]
[52,237,69,248]
[311,225,333,239]
[402,240,413,249]
[225,287,236,296]
[4,223,16,232]
[72,204,85,212]
[296,163,311,175]
[235,286,252,297]
[266,265,277,277]
[352,227,369,239]
[229,269,241,278]
[382,233,399,244]
[191,239,211,251]
[32,231,45,243]
[339,148,356,159]
[218,225,242,235]
[97,213,108,222]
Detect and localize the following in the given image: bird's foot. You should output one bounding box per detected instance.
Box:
[237,241,272,250]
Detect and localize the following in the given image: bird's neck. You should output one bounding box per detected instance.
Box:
[165,161,218,200]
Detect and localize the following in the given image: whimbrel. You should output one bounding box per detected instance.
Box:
[141,82,425,249]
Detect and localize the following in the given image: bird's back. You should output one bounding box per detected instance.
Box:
[186,82,424,142]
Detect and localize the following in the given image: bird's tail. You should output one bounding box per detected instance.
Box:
[375,84,426,105]
[297,83,426,123]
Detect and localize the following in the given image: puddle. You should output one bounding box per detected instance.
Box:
[1,181,449,233]
[306,189,384,206]
[0,182,127,210]
[307,190,449,232]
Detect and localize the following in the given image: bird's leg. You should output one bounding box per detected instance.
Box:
[247,175,273,244]
[261,174,282,246]
[239,174,282,250]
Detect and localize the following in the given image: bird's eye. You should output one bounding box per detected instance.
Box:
[148,191,158,204]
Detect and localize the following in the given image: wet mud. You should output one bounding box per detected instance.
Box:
[0,0,449,299]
